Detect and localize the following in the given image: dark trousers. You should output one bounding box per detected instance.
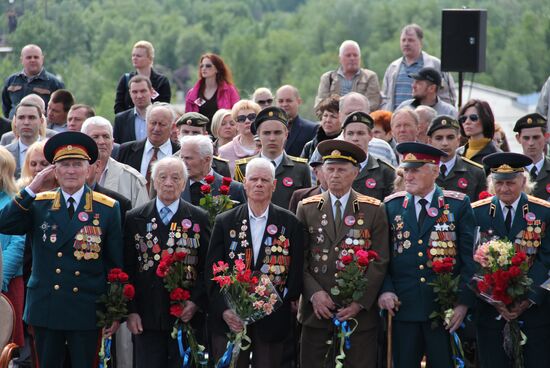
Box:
[477,323,550,368]
[392,320,453,368]
[300,324,378,368]
[133,330,182,368]
[33,326,100,368]
[211,325,284,368]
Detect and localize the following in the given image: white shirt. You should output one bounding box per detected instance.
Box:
[415,186,436,220]
[329,190,351,221]
[526,156,545,177]
[18,141,28,168]
[260,152,284,169]
[156,198,179,223]
[248,205,269,265]
[140,139,173,177]
[359,154,369,171]
[61,186,85,210]
[499,197,521,225]
[440,155,457,174]
[189,170,215,186]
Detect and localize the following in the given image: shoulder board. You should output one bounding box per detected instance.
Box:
[288,155,308,164]
[35,191,57,201]
[527,195,550,208]
[384,191,407,203]
[356,195,381,206]
[376,158,396,171]
[472,197,492,208]
[443,190,466,200]
[461,157,484,169]
[214,156,229,163]
[235,157,254,166]
[92,192,116,208]
[301,194,323,204]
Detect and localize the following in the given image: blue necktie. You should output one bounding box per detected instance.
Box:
[160,206,172,225]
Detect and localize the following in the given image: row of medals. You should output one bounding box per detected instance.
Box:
[261,235,290,285]
[135,221,200,271]
[74,224,102,260]
[428,229,457,265]
[515,220,544,255]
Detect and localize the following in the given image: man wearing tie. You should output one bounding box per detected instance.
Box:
[206,157,304,368]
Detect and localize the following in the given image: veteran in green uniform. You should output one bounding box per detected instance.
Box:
[378,142,476,368]
[513,113,550,201]
[0,131,123,368]
[427,115,487,201]
[297,140,389,368]
[235,106,311,209]
[472,152,550,368]
[341,111,396,200]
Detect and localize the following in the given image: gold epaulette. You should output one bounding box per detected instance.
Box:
[527,195,550,208]
[461,156,484,169]
[288,155,308,164]
[356,194,381,206]
[234,157,254,183]
[93,192,116,207]
[301,194,323,204]
[214,156,229,163]
[235,157,254,166]
[472,197,492,208]
[384,191,407,203]
[36,191,57,200]
[443,190,466,200]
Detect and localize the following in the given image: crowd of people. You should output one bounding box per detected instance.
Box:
[1,22,550,368]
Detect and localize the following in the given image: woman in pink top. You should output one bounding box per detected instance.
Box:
[218,100,261,177]
[185,53,240,133]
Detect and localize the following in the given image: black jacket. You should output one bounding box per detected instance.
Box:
[300,126,340,160]
[114,68,171,113]
[113,108,137,144]
[118,139,180,174]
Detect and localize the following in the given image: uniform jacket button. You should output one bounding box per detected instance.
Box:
[73,287,79,293]
[74,271,80,276]
[54,284,60,290]
[55,268,61,274]
[420,277,426,283]
[57,252,63,257]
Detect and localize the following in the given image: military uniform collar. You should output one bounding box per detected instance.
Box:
[525,155,545,174]
[260,152,284,168]
[61,186,85,208]
[441,155,457,173]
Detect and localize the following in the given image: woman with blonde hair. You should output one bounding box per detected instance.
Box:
[0,146,26,347]
[17,141,56,191]
[210,108,237,155]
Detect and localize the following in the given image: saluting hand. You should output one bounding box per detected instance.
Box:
[28,165,56,194]
[311,290,336,320]
[378,292,400,317]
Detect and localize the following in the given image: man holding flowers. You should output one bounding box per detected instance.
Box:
[379,142,476,368]
[123,156,211,368]
[472,152,550,367]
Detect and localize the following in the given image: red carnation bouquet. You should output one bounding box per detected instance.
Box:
[328,246,378,367]
[472,238,533,368]
[157,250,207,366]
[212,259,282,368]
[199,175,235,225]
[97,268,135,367]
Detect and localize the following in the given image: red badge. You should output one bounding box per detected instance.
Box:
[458,178,468,189]
[78,212,89,222]
[181,219,192,229]
[365,178,377,189]
[427,207,438,217]
[344,216,356,226]
[267,224,278,235]
[282,177,294,187]
[525,212,536,221]
[546,183,550,194]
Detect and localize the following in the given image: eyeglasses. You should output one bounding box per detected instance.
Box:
[236,113,257,123]
[200,63,213,69]
[257,99,273,105]
[458,114,479,124]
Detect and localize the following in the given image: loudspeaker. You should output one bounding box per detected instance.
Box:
[441,9,487,72]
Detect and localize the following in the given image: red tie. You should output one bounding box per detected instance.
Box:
[145,146,160,195]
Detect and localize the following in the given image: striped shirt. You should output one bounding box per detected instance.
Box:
[393,56,424,110]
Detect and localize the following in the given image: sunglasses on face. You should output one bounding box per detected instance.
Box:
[257,99,273,105]
[458,114,479,124]
[236,113,257,123]
[200,63,213,69]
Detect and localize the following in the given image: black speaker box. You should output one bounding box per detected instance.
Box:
[441,9,487,72]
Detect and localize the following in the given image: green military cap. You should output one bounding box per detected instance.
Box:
[483,152,532,180]
[396,142,447,168]
[343,111,374,130]
[426,115,460,136]
[317,140,366,166]
[176,112,209,127]
[44,131,98,164]
[251,106,288,134]
[512,113,547,133]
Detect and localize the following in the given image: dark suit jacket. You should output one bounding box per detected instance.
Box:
[113,108,136,144]
[285,115,318,157]
[206,203,304,342]
[124,199,211,331]
[0,116,11,140]
[117,139,180,173]
[181,171,246,205]
[94,183,132,225]
[212,157,231,178]
[288,185,322,213]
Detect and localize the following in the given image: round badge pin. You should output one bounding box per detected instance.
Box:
[427,207,438,217]
[282,177,294,187]
[78,212,89,222]
[230,230,236,238]
[344,215,356,226]
[525,212,536,221]
[458,178,468,188]
[267,224,278,235]
[182,219,192,229]
[365,178,377,189]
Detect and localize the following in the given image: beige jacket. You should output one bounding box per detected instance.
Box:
[103,158,149,208]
